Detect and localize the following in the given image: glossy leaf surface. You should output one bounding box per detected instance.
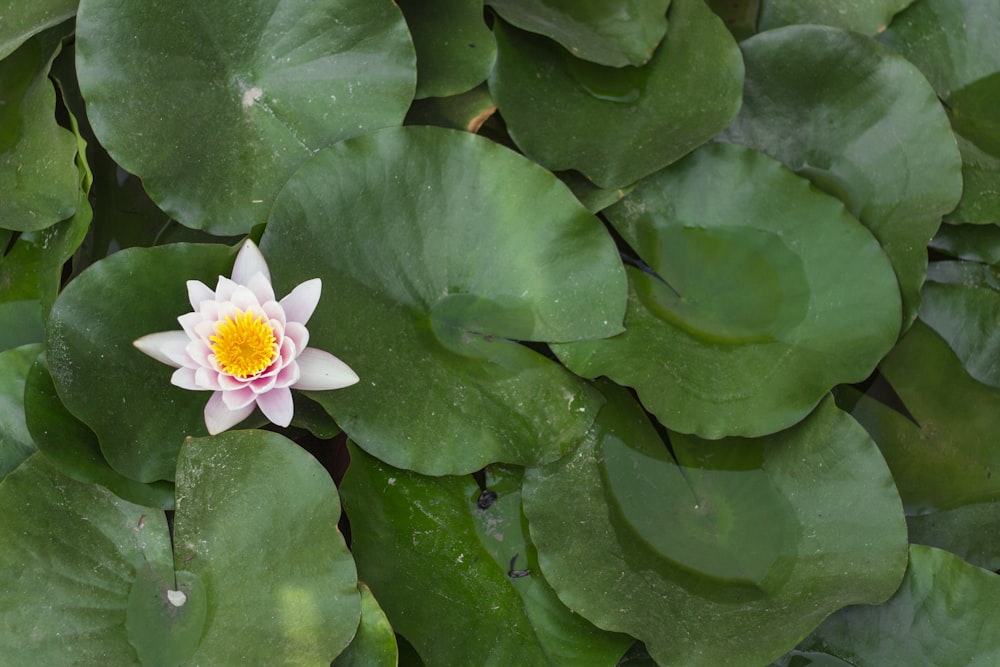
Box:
[174,431,360,664]
[522,384,907,666]
[399,0,495,98]
[0,0,76,60]
[723,25,963,326]
[0,344,42,480]
[758,0,914,34]
[489,0,743,188]
[791,546,1000,666]
[0,25,78,231]
[75,0,416,234]
[486,0,669,67]
[846,320,1000,514]
[554,143,900,438]
[332,582,398,667]
[262,125,625,474]
[341,444,633,666]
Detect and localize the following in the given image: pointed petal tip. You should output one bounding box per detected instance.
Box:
[293,347,360,391]
[232,238,271,285]
[204,392,256,435]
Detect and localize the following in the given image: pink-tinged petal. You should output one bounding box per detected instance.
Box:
[178,312,203,339]
[256,387,293,427]
[187,339,212,367]
[199,300,220,320]
[134,331,194,369]
[231,239,271,285]
[230,285,262,311]
[215,276,239,302]
[186,280,215,311]
[274,361,300,389]
[249,373,277,394]
[247,271,275,304]
[171,367,202,391]
[293,348,359,390]
[278,335,297,366]
[222,385,257,410]
[283,321,309,357]
[279,278,321,324]
[218,372,249,391]
[195,366,222,390]
[263,301,286,327]
[195,319,218,341]
[204,392,255,435]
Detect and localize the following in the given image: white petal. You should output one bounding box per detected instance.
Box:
[178,312,203,339]
[195,366,222,390]
[133,331,193,369]
[215,276,238,302]
[171,367,202,391]
[186,280,214,311]
[230,285,262,311]
[231,239,271,285]
[293,347,359,390]
[256,387,293,427]
[204,392,255,435]
[273,360,300,389]
[222,385,257,410]
[279,278,321,324]
[283,321,308,357]
[247,271,275,304]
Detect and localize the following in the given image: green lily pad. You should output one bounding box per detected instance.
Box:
[126,567,207,667]
[46,243,237,483]
[758,0,915,34]
[920,260,1000,388]
[792,546,1000,666]
[174,431,360,664]
[0,343,42,480]
[0,23,78,232]
[845,320,1000,514]
[0,453,173,665]
[929,222,1000,263]
[261,125,625,475]
[602,433,793,589]
[553,143,901,438]
[704,0,758,41]
[332,582,398,667]
[75,0,416,235]
[23,354,175,509]
[0,430,359,664]
[907,500,1000,572]
[399,0,496,98]
[722,25,963,327]
[340,443,633,666]
[486,0,669,67]
[878,0,1000,225]
[489,0,743,189]
[405,84,497,133]
[0,0,76,60]
[522,383,908,667]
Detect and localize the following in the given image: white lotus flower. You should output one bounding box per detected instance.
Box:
[133,239,358,435]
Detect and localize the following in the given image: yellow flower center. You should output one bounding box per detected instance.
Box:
[209,311,277,378]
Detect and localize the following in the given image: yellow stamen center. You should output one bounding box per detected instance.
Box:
[209,311,277,378]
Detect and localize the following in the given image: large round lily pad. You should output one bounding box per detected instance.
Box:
[758,0,915,34]
[722,25,963,327]
[522,383,908,666]
[553,143,901,438]
[75,0,416,234]
[261,125,626,475]
[489,0,743,189]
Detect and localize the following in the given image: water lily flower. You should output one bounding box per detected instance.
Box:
[133,239,358,434]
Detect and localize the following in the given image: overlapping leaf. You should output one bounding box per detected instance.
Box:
[522,383,908,667]
[0,0,76,60]
[723,25,963,326]
[486,0,669,67]
[398,0,495,99]
[758,0,915,34]
[261,125,626,475]
[879,0,1000,225]
[0,344,42,480]
[554,143,901,438]
[489,0,743,189]
[845,320,1000,514]
[341,444,633,666]
[332,583,398,667]
[75,0,416,234]
[0,24,78,232]
[0,430,359,664]
[782,546,1000,666]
